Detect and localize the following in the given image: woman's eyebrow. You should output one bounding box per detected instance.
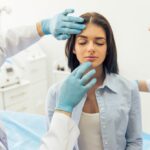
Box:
[95,37,106,40]
[77,35,106,40]
[76,35,87,39]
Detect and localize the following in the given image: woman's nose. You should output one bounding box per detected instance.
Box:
[87,42,95,52]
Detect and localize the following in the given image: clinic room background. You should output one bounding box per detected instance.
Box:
[0,0,150,134]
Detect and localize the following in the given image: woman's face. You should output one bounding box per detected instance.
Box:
[74,23,107,68]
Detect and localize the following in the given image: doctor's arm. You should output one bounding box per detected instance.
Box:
[40,62,97,150]
[0,126,8,150]
[0,9,85,66]
[40,111,79,150]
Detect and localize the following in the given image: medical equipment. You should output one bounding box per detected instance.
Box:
[0,60,21,88]
[0,43,48,113]
[0,58,31,111]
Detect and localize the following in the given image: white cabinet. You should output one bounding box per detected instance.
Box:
[0,80,30,112]
[0,44,49,114]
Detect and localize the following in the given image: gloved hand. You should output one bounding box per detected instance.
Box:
[56,62,97,113]
[41,8,85,40]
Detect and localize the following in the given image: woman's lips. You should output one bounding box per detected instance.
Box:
[84,56,98,61]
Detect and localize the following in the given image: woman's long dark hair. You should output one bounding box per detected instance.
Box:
[65,12,119,74]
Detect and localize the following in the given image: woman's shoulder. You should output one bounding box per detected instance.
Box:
[45,81,65,105]
[110,73,138,91]
[47,80,64,95]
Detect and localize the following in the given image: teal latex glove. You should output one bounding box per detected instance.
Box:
[41,9,85,40]
[56,62,97,113]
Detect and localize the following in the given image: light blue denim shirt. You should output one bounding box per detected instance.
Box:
[46,73,143,150]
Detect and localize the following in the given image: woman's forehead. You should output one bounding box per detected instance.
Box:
[76,23,106,39]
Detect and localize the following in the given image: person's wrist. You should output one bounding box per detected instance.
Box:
[56,103,73,113]
[41,19,51,35]
[55,109,72,117]
[36,22,45,37]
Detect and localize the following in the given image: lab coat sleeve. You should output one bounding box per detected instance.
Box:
[0,123,8,150]
[0,24,40,66]
[40,112,80,150]
[0,143,7,150]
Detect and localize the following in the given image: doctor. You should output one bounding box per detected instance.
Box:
[0,8,86,150]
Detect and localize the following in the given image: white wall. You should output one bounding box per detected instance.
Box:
[1,0,150,133]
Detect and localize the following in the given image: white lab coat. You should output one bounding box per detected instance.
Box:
[0,24,41,149]
[0,24,40,66]
[0,24,80,150]
[0,25,79,150]
[0,143,7,150]
[40,112,79,150]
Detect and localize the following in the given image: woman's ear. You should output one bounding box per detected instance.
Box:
[73,49,76,54]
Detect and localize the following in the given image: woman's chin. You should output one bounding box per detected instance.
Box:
[80,61,100,68]
[91,62,99,68]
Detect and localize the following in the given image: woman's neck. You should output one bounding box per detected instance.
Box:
[94,66,105,87]
[88,66,105,94]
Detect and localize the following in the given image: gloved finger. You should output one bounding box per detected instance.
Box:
[72,62,91,76]
[56,34,71,40]
[63,16,84,23]
[80,69,96,85]
[85,78,97,90]
[75,62,92,78]
[62,9,74,16]
[58,28,82,34]
[61,22,85,30]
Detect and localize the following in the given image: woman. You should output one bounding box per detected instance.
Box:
[46,12,142,150]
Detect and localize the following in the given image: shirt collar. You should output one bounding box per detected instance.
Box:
[97,71,118,94]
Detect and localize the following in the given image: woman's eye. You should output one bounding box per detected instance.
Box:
[96,43,105,46]
[79,42,86,45]
[78,41,87,45]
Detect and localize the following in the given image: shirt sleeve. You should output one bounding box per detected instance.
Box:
[40,112,80,150]
[0,24,40,66]
[125,84,143,150]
